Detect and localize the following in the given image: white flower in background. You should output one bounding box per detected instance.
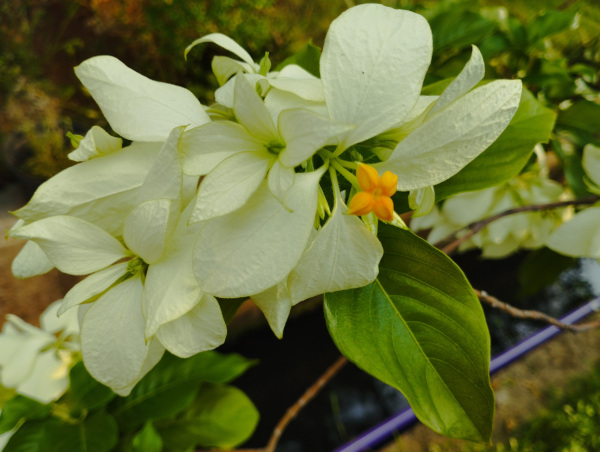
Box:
[185,33,325,108]
[546,144,600,260]
[0,300,79,404]
[412,172,568,258]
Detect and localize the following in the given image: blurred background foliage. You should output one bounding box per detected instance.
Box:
[0,0,598,190]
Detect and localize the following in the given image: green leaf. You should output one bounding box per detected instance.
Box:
[68,362,115,413]
[434,87,556,200]
[324,225,494,443]
[112,351,255,429]
[3,420,45,452]
[275,42,321,77]
[158,384,259,451]
[518,248,576,297]
[41,410,118,452]
[526,10,577,44]
[556,99,600,146]
[132,422,163,452]
[0,396,51,434]
[429,7,496,53]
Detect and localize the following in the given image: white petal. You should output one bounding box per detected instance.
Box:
[288,191,383,304]
[9,216,129,275]
[251,281,292,339]
[112,339,165,397]
[75,56,209,141]
[269,65,325,102]
[181,121,263,176]
[264,89,329,126]
[278,109,352,168]
[546,207,600,258]
[429,46,485,115]
[381,80,522,190]
[156,294,226,358]
[190,151,272,223]
[583,144,600,187]
[194,168,325,298]
[442,187,497,225]
[321,4,432,148]
[268,160,295,205]
[216,73,265,109]
[40,300,79,336]
[11,241,54,279]
[80,275,150,390]
[234,75,278,142]
[143,204,205,337]
[15,349,69,403]
[14,142,161,227]
[185,33,255,67]
[124,200,172,264]
[68,126,123,162]
[60,262,129,315]
[212,55,254,86]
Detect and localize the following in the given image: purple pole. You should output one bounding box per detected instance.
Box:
[333,297,600,452]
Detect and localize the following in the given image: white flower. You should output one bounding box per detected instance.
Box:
[0,301,79,404]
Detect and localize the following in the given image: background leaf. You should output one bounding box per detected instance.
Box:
[132,421,163,452]
[0,396,50,434]
[157,384,259,451]
[275,42,321,77]
[111,351,255,429]
[3,421,45,452]
[68,362,115,413]
[324,225,494,442]
[41,410,118,452]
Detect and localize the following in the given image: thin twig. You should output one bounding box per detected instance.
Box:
[475,289,600,332]
[435,196,599,255]
[265,356,348,452]
[197,355,348,452]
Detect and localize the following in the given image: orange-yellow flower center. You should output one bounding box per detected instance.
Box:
[347,163,398,222]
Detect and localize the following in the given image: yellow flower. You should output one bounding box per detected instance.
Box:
[348,163,398,221]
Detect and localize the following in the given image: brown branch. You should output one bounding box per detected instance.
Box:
[265,356,348,452]
[435,196,599,255]
[475,289,600,332]
[197,355,348,452]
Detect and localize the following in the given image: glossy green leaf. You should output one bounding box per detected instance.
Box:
[132,422,163,452]
[112,351,255,429]
[275,42,321,77]
[434,87,556,200]
[0,396,50,434]
[41,411,118,452]
[158,384,259,451]
[68,362,115,413]
[324,225,494,442]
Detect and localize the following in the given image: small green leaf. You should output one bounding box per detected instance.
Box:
[40,411,118,452]
[0,396,51,434]
[275,42,321,77]
[434,87,556,200]
[158,384,259,451]
[112,351,255,429]
[3,420,45,452]
[68,362,115,413]
[132,422,163,452]
[324,225,494,443]
[518,247,576,297]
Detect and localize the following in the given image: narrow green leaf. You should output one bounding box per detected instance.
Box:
[132,422,163,452]
[40,411,118,452]
[112,351,255,429]
[434,87,556,200]
[158,384,259,451]
[0,396,51,434]
[68,362,115,413]
[275,42,321,77]
[324,225,494,443]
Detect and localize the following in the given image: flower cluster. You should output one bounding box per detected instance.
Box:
[8,4,521,393]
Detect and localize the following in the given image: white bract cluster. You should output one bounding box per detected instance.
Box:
[411,167,569,258]
[546,144,600,261]
[0,301,79,403]
[7,4,521,393]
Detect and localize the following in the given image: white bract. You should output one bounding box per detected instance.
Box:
[547,144,600,260]
[0,301,79,403]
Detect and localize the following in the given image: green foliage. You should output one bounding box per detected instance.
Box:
[275,42,322,77]
[324,224,494,443]
[0,351,257,451]
[517,247,576,297]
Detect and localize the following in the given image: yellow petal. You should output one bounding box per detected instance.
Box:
[373,196,394,222]
[348,192,375,217]
[356,163,380,192]
[379,171,398,197]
